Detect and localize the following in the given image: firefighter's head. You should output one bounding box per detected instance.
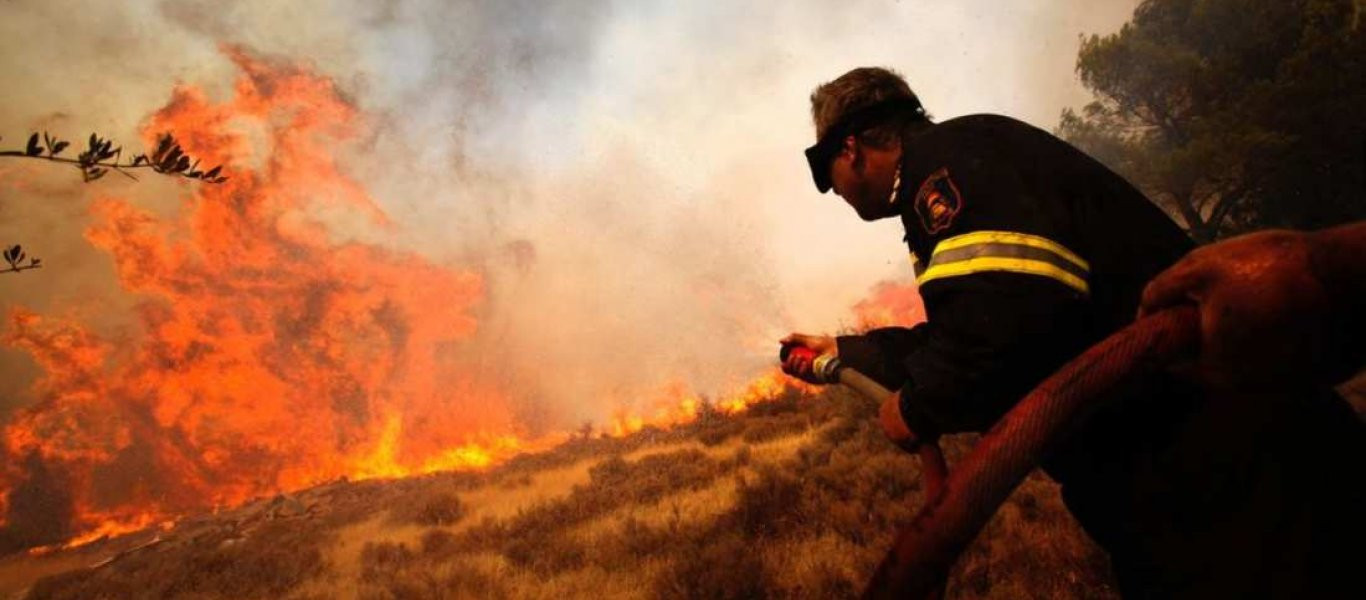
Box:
[807,67,929,221]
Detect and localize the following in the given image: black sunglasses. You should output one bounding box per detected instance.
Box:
[804,98,924,193]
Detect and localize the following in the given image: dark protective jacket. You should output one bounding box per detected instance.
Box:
[836,114,1366,598]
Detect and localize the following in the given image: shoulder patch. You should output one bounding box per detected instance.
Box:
[914,167,963,235]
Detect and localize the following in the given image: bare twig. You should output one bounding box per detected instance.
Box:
[0,263,42,274]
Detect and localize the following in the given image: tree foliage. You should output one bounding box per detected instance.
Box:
[1060,0,1366,241]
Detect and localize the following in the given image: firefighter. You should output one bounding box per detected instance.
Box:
[782,67,1366,597]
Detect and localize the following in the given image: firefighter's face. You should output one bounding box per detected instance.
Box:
[830,138,896,221]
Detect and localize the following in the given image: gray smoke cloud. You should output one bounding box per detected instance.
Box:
[0,0,1140,430]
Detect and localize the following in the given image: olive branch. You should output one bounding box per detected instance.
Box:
[1,132,227,183]
[1,131,228,274]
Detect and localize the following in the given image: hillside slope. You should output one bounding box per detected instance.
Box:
[5,385,1126,599]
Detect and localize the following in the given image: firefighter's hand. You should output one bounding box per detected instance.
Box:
[1139,230,1337,390]
[779,333,837,384]
[879,390,920,451]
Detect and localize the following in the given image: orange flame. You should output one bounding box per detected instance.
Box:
[0,47,519,549]
[606,380,701,437]
[604,368,813,438]
[851,279,926,329]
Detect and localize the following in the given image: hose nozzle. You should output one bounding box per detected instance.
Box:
[779,343,843,384]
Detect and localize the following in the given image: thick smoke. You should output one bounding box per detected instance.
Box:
[0,0,1140,548]
[0,0,1141,420]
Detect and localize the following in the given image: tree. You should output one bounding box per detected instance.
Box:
[1060,0,1366,242]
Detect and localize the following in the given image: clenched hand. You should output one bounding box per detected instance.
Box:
[779,332,837,384]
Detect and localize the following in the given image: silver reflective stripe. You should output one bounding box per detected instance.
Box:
[927,243,1088,283]
[918,231,1091,294]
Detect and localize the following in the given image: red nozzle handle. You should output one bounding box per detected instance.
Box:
[779,342,820,364]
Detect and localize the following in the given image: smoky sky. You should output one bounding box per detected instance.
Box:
[0,0,1140,426]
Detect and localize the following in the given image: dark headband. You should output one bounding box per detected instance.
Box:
[804,97,925,193]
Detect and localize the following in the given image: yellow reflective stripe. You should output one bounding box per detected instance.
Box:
[919,256,1090,294]
[932,231,1089,271]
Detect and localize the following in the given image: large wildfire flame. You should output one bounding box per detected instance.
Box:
[0,48,829,552]
[0,48,923,553]
[0,48,516,550]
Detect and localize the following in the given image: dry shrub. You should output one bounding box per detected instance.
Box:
[451,515,508,553]
[697,419,746,446]
[361,541,416,579]
[741,414,808,444]
[783,572,860,600]
[359,540,505,600]
[812,448,920,504]
[655,531,772,600]
[618,514,674,559]
[724,467,809,539]
[585,449,723,505]
[763,537,865,600]
[388,489,466,527]
[733,444,753,467]
[819,417,863,445]
[501,530,586,574]
[420,529,462,560]
[493,499,585,555]
[491,498,595,574]
[440,562,506,600]
[825,387,879,420]
[587,454,631,488]
[590,514,677,571]
[946,474,1118,600]
[618,450,723,503]
[486,448,727,574]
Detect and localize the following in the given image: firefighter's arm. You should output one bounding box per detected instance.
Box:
[781,327,928,388]
[835,325,929,389]
[1139,222,1366,389]
[890,273,1089,439]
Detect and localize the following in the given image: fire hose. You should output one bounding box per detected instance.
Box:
[783,306,1200,598]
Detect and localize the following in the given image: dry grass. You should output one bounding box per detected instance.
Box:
[11,386,1123,599]
[451,460,596,528]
